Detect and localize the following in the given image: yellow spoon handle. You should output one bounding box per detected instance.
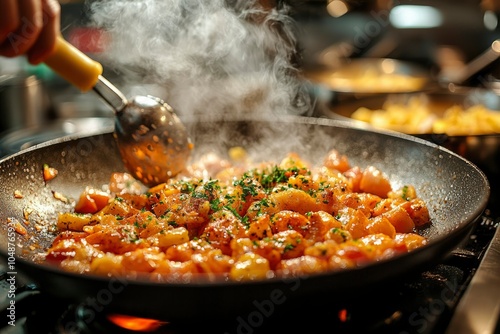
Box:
[44,36,103,92]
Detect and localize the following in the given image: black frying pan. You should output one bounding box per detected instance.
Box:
[0,114,490,321]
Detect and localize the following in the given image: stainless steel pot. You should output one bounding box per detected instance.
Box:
[0,75,51,133]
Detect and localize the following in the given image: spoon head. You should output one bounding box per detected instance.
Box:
[114,95,193,187]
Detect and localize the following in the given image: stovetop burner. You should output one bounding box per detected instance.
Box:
[1,207,498,334]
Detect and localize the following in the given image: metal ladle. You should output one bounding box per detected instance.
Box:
[44,37,192,187]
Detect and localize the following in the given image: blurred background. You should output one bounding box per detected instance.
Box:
[1,0,500,155]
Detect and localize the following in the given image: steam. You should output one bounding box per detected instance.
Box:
[88,0,312,116]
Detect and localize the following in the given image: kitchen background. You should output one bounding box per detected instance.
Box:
[2,0,500,144]
[0,1,499,333]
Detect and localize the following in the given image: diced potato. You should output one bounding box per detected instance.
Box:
[365,215,396,238]
[382,206,415,233]
[277,255,329,276]
[359,166,392,198]
[155,227,189,249]
[230,252,270,281]
[121,249,165,272]
[100,197,134,217]
[191,249,233,275]
[90,254,124,276]
[395,233,427,251]
[57,212,92,231]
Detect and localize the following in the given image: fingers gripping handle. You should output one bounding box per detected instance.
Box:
[44,36,103,92]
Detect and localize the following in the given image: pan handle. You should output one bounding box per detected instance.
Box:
[44,36,103,92]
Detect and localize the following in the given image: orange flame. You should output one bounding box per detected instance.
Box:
[338,308,349,323]
[107,314,168,332]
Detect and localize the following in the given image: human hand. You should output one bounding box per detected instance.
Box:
[0,0,61,65]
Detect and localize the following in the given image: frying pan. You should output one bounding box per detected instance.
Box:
[0,114,489,321]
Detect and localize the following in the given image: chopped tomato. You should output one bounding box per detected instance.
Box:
[14,221,27,235]
[43,164,58,182]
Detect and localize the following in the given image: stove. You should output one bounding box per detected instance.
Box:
[2,1,499,331]
[0,180,498,334]
[0,116,498,333]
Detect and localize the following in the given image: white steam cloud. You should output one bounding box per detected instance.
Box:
[88,0,312,116]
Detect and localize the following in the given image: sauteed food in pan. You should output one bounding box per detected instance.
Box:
[44,147,430,281]
[0,117,488,319]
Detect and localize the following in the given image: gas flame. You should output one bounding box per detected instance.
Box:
[107,314,168,332]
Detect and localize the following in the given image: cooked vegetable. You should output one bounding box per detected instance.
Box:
[45,149,430,282]
[43,164,58,182]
